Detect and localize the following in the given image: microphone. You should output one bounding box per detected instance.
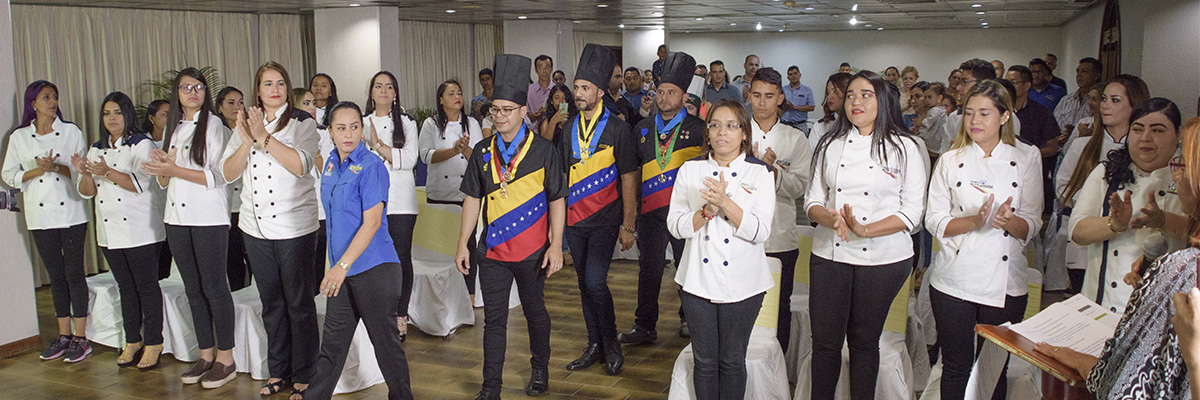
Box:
[1139,232,1169,277]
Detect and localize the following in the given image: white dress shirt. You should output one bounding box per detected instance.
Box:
[418,117,483,203]
[314,105,326,125]
[2,117,89,229]
[161,111,230,226]
[668,153,776,303]
[313,126,334,221]
[365,113,419,215]
[926,141,1044,307]
[80,136,166,249]
[804,128,927,266]
[750,119,813,253]
[1055,130,1126,271]
[221,107,320,240]
[1069,163,1183,314]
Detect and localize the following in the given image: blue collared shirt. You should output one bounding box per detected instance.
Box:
[1028,83,1067,112]
[782,82,814,123]
[622,89,645,111]
[321,142,399,276]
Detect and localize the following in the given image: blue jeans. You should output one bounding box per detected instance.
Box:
[565,225,619,344]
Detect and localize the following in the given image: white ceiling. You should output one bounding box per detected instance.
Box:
[17,0,1100,33]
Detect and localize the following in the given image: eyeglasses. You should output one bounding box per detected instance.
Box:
[1170,157,1186,173]
[706,122,743,132]
[958,79,979,87]
[490,106,520,117]
[179,84,206,94]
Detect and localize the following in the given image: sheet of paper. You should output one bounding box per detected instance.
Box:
[1008,294,1120,357]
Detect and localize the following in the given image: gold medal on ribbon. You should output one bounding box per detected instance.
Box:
[658,175,667,183]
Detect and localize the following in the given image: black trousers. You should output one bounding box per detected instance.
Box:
[426,198,478,295]
[166,224,235,351]
[634,214,686,332]
[930,286,1027,400]
[313,220,327,297]
[809,255,912,400]
[309,262,413,400]
[1066,268,1086,296]
[244,232,320,383]
[680,290,764,400]
[30,223,88,318]
[157,236,173,280]
[227,213,250,291]
[479,251,551,392]
[564,225,619,345]
[101,242,165,345]
[386,214,416,317]
[766,249,798,353]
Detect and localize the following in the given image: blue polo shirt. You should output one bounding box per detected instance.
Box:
[782,82,814,123]
[622,89,645,111]
[321,142,399,276]
[1028,83,1067,112]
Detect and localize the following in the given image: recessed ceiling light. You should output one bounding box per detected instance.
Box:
[445,9,455,13]
[755,22,762,30]
[876,27,883,30]
[865,24,871,27]
[849,16,858,25]
[730,22,737,26]
[517,15,527,19]
[694,17,704,21]
[851,3,858,11]
[597,4,608,7]
[805,6,815,10]
[777,29,784,32]
[652,11,663,16]
[348,3,360,6]
[654,5,664,8]
[976,11,985,15]
[572,20,581,23]
[971,3,982,7]
[618,24,625,28]
[981,22,989,25]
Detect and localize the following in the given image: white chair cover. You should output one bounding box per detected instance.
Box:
[668,258,790,400]
[85,272,123,348]
[406,199,476,336]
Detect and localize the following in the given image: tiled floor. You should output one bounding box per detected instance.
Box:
[2,259,691,399]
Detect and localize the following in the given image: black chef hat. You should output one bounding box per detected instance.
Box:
[492,54,531,106]
[575,43,617,90]
[657,51,697,92]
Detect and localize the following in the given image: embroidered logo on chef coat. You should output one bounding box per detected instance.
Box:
[349,165,363,174]
[970,180,993,194]
[740,182,757,194]
[775,158,791,171]
[1167,182,1178,194]
[881,165,901,179]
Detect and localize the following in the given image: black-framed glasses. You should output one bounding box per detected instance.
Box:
[490,106,519,117]
[179,84,206,94]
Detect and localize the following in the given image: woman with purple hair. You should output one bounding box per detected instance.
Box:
[2,80,92,362]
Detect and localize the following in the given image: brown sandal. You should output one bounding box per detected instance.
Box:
[137,344,163,371]
[117,342,143,368]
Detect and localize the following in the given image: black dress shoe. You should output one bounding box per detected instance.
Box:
[617,326,658,345]
[603,339,624,375]
[566,343,603,370]
[473,390,501,400]
[525,367,549,396]
[678,321,691,338]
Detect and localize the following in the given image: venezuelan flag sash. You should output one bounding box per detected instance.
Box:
[640,144,702,214]
[567,145,618,225]
[482,133,548,262]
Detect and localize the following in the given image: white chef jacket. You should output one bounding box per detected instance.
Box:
[314,105,326,126]
[750,120,812,253]
[418,117,483,203]
[79,135,166,249]
[804,128,927,266]
[1,117,89,230]
[313,126,333,221]
[808,120,831,151]
[668,153,776,303]
[221,107,320,240]
[1054,130,1126,271]
[365,114,418,215]
[161,111,230,226]
[926,141,1044,307]
[1068,163,1183,314]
